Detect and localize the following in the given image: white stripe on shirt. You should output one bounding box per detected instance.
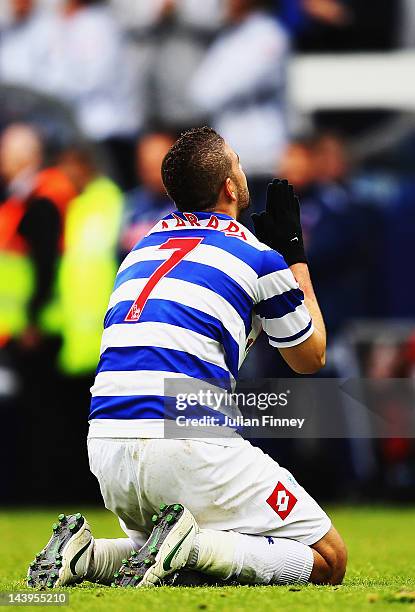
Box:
[257,268,300,301]
[118,243,258,299]
[107,277,246,345]
[100,321,228,371]
[260,302,312,345]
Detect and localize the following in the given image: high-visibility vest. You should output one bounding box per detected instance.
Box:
[0,169,76,346]
[57,176,123,375]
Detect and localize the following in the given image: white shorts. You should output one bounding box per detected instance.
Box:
[87,436,331,549]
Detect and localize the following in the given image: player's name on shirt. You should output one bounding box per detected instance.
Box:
[153,212,248,241]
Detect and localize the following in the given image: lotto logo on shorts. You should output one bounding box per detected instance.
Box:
[266,482,297,520]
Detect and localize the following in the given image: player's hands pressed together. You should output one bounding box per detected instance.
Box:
[251,179,307,265]
[252,178,326,374]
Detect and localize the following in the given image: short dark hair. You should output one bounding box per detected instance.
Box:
[161,126,232,212]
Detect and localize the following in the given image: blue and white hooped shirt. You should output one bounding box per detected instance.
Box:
[89,210,313,438]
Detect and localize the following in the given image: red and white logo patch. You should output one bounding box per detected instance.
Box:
[266,482,297,520]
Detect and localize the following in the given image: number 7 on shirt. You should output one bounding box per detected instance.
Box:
[125,237,203,322]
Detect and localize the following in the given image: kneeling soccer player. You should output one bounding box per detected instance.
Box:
[28,127,347,589]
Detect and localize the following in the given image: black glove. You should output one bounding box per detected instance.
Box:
[251,179,307,266]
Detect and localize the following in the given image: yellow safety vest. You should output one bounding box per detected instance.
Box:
[57,177,123,375]
[0,252,34,341]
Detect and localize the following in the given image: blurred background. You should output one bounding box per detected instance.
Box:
[1,0,415,507]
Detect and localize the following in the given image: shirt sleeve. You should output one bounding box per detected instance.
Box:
[255,249,314,349]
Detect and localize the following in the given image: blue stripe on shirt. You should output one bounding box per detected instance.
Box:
[96,346,232,388]
[104,298,240,378]
[89,394,228,424]
[255,288,304,320]
[90,395,166,420]
[258,248,289,278]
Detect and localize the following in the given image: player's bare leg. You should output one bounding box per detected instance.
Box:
[309,526,348,585]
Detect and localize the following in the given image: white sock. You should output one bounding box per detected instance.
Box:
[86,538,136,585]
[187,529,241,580]
[188,529,314,585]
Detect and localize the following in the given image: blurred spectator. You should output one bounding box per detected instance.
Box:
[110,0,224,33]
[1,0,140,188]
[279,134,378,338]
[190,0,290,212]
[57,146,122,376]
[46,0,139,138]
[31,146,123,502]
[119,132,175,260]
[0,0,55,88]
[278,139,315,192]
[0,122,76,502]
[127,0,223,132]
[312,131,348,183]
[109,0,166,31]
[0,123,75,347]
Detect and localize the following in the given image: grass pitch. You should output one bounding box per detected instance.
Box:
[1,506,415,611]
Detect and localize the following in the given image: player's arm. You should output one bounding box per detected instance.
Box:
[252,180,326,375]
[279,263,326,374]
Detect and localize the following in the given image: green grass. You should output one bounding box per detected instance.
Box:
[1,507,415,611]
